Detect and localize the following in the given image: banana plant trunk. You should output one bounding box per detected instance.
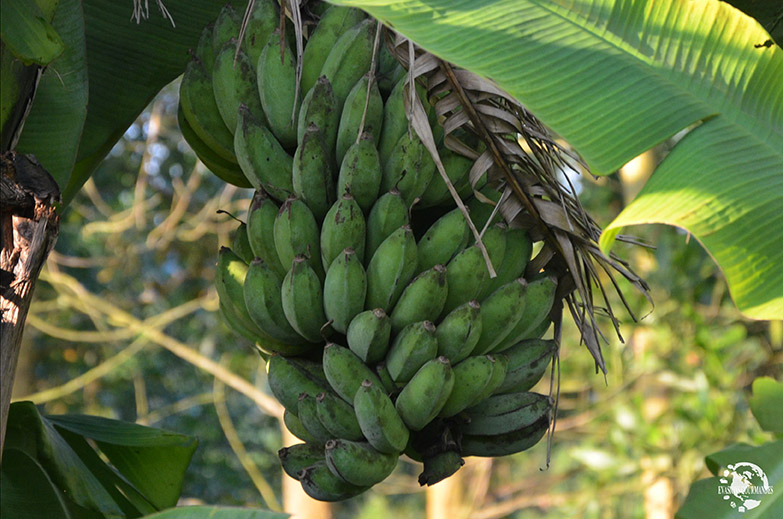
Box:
[0,151,60,462]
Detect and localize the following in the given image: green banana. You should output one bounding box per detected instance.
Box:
[212,40,263,134]
[306,1,334,18]
[459,164,489,200]
[375,362,398,395]
[522,317,551,341]
[244,258,311,344]
[211,3,242,55]
[376,42,405,97]
[299,461,369,501]
[300,6,366,95]
[459,414,550,458]
[243,0,280,67]
[292,123,335,221]
[254,336,314,357]
[335,74,384,164]
[403,440,424,463]
[466,185,503,230]
[494,275,558,352]
[474,224,510,301]
[416,208,472,274]
[320,193,366,271]
[479,353,510,401]
[322,343,382,403]
[337,133,382,213]
[257,29,300,149]
[281,255,328,343]
[218,301,260,344]
[385,321,438,383]
[266,354,329,412]
[323,248,367,334]
[418,450,464,486]
[346,308,391,364]
[234,105,295,201]
[436,300,483,364]
[439,245,487,318]
[177,104,249,188]
[179,57,236,162]
[480,227,533,299]
[215,247,263,336]
[316,392,364,441]
[325,439,398,486]
[273,196,323,278]
[377,76,426,166]
[232,222,254,263]
[216,248,311,355]
[246,190,286,277]
[438,354,506,418]
[395,357,455,431]
[418,148,474,208]
[365,225,418,312]
[297,393,334,443]
[365,188,409,260]
[471,278,528,355]
[297,75,340,154]
[279,442,325,480]
[195,23,216,74]
[353,380,409,454]
[381,131,436,206]
[478,222,508,287]
[461,392,551,436]
[283,410,318,443]
[493,339,556,394]
[218,301,292,361]
[389,265,448,333]
[319,18,375,107]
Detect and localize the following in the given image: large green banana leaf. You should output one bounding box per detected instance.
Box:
[330,0,783,320]
[3,401,198,518]
[13,0,229,204]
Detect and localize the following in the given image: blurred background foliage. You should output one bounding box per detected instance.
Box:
[11,83,781,519]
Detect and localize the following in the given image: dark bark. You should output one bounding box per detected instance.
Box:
[1,151,60,461]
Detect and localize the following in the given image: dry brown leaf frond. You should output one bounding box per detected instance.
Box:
[385,31,651,375]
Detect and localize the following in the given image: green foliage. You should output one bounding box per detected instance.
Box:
[2,401,197,518]
[750,377,783,435]
[676,437,782,517]
[8,0,228,204]
[15,0,88,191]
[674,376,782,517]
[20,86,286,509]
[7,2,782,516]
[17,87,778,516]
[0,0,63,65]
[330,0,783,320]
[48,413,199,509]
[1,449,70,519]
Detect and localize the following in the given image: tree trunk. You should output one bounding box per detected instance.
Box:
[0,151,60,461]
[426,468,465,519]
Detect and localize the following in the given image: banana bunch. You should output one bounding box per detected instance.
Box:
[187,1,561,501]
